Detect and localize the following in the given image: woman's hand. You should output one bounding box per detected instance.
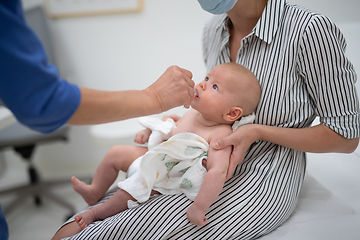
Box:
[145,66,194,111]
[213,122,359,180]
[212,124,260,180]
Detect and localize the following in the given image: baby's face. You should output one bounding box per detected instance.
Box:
[191,64,240,123]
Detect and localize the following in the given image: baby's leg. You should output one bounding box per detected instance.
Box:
[74,188,135,229]
[72,145,147,205]
[52,189,162,239]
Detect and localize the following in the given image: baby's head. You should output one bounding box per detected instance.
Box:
[191,62,261,124]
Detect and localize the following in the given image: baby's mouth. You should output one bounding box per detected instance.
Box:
[194,89,199,98]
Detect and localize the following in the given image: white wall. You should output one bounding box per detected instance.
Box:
[3,0,359,182]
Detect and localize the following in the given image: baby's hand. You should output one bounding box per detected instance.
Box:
[187,203,207,226]
[134,128,152,144]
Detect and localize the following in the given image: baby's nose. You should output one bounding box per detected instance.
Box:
[199,81,205,90]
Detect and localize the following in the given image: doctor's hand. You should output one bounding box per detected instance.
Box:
[145,66,194,112]
[212,124,260,180]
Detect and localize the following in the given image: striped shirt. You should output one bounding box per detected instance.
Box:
[64,0,359,239]
[203,0,359,139]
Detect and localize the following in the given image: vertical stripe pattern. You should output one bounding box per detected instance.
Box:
[62,0,359,239]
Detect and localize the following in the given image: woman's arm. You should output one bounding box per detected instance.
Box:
[257,124,359,154]
[213,123,359,180]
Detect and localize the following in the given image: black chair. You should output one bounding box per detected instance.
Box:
[0,123,91,218]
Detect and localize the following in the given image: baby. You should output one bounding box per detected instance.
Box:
[71,62,261,230]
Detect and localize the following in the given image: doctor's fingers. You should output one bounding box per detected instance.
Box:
[179,67,194,87]
[177,68,195,109]
[166,66,194,109]
[176,67,195,99]
[179,87,194,109]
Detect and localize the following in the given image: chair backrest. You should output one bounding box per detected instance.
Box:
[25,5,57,66]
[0,123,69,150]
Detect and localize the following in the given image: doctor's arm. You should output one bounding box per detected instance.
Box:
[68,66,194,125]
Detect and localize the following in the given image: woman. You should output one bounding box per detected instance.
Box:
[53,0,359,239]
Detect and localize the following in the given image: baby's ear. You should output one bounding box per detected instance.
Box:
[224,107,242,122]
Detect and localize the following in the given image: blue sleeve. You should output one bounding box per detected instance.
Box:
[0,205,8,240]
[0,0,81,134]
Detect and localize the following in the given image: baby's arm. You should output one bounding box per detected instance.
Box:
[187,128,232,226]
[134,115,180,145]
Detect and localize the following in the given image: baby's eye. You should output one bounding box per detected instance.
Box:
[212,84,218,91]
[204,77,209,81]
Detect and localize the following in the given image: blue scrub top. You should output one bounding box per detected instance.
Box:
[0,205,8,240]
[0,1,81,238]
[0,0,81,134]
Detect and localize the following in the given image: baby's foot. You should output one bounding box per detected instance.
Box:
[71,176,98,205]
[74,212,95,230]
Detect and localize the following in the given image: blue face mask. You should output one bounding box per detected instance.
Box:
[197,0,238,15]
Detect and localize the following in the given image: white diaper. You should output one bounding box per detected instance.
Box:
[118,132,209,204]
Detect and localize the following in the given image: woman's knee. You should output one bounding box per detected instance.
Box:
[51,221,82,240]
